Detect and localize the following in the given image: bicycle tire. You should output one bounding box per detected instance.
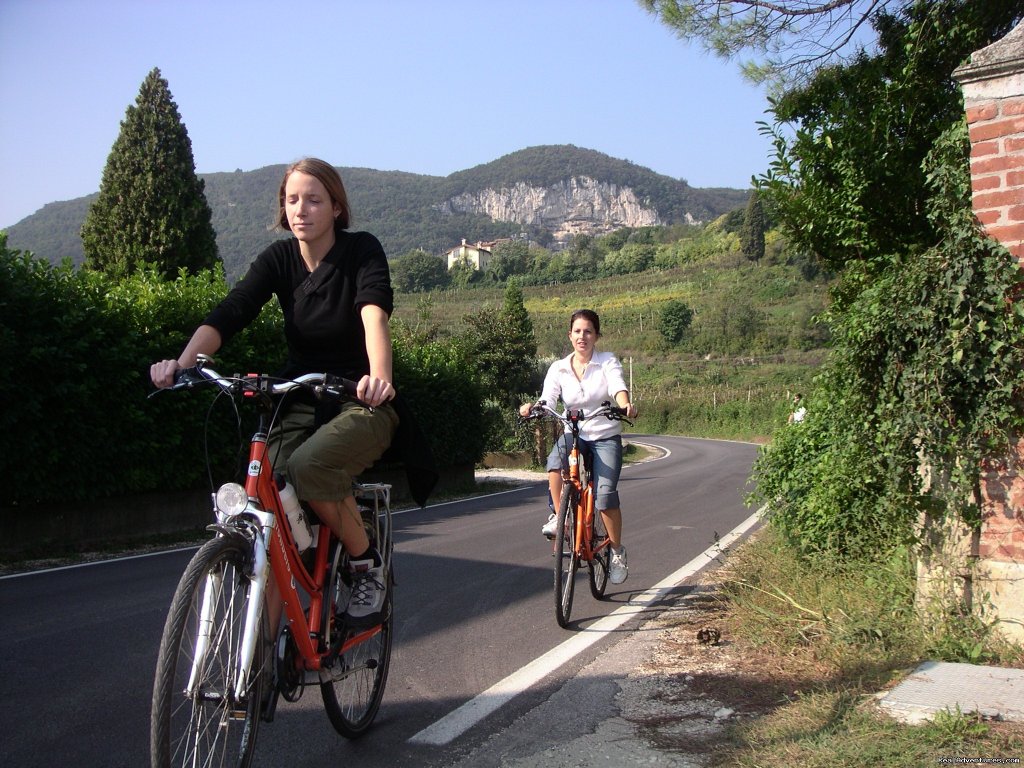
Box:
[320,548,393,738]
[554,484,580,628]
[588,515,611,599]
[151,535,269,768]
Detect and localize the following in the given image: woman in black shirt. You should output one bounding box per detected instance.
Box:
[151,158,395,628]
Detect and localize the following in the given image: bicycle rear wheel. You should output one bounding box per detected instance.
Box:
[554,484,580,628]
[151,536,268,768]
[320,548,393,738]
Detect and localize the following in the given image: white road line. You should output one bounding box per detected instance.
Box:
[0,484,542,581]
[0,547,200,580]
[407,507,764,746]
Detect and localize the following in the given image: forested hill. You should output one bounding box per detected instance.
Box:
[6,144,749,281]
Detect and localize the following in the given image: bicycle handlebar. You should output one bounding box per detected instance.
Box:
[156,357,360,403]
[523,400,633,427]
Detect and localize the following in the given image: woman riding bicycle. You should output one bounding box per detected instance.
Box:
[519,308,637,584]
[151,157,396,629]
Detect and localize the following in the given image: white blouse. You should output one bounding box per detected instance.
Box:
[539,350,629,441]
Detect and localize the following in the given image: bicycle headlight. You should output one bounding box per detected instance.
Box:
[215,483,249,521]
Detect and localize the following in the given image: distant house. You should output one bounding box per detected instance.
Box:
[445,239,494,272]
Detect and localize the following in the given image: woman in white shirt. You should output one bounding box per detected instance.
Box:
[519,309,637,584]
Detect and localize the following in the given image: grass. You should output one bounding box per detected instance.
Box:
[693,528,1024,766]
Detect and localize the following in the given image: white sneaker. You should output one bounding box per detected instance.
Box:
[541,513,558,539]
[343,555,386,627]
[609,546,628,584]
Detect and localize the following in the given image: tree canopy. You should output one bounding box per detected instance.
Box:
[391,249,450,293]
[81,67,219,279]
[639,0,897,87]
[639,1,1021,90]
[758,0,1022,273]
[645,0,1024,562]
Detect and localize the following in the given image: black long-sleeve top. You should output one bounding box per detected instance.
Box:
[203,230,393,380]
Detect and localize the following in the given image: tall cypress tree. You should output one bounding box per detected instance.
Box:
[81,67,219,278]
[740,189,766,264]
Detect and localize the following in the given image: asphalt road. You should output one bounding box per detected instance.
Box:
[0,434,758,768]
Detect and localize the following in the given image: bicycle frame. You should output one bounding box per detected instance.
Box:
[180,366,390,698]
[152,360,398,767]
[528,401,627,560]
[561,410,608,564]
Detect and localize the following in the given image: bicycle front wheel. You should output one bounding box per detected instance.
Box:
[320,551,393,738]
[555,484,580,628]
[589,521,611,600]
[151,535,268,768]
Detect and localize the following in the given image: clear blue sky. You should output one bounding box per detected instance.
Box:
[0,0,774,230]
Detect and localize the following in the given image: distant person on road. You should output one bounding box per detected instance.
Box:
[150,158,406,630]
[788,393,806,424]
[519,309,637,584]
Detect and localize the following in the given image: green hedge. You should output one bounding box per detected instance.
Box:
[0,236,485,508]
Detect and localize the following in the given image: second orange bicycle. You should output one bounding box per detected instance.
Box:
[524,401,630,628]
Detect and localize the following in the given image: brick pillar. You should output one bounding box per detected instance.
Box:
[956,23,1024,264]
[954,22,1024,642]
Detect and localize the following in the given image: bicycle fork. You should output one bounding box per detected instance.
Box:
[185,529,271,708]
[234,537,270,702]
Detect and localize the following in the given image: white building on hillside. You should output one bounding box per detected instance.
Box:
[445,239,494,271]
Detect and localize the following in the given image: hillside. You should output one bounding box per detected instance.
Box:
[391,244,830,442]
[6,145,748,281]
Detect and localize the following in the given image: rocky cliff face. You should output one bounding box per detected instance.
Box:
[438,176,674,247]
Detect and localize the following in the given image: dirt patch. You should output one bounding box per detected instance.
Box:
[615,576,838,763]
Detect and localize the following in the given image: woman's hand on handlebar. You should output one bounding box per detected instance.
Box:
[151,359,182,389]
[358,375,395,407]
[519,400,545,418]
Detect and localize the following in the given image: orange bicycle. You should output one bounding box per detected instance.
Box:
[524,401,630,628]
[149,355,393,768]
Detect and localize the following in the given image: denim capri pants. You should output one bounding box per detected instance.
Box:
[546,433,623,511]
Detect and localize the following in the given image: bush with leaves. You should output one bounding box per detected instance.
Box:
[751,120,1024,560]
[0,246,247,505]
[391,249,450,293]
[758,1,1022,275]
[0,241,489,508]
[601,243,657,276]
[658,299,694,346]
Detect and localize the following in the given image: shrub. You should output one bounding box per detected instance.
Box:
[0,240,487,508]
[658,299,694,345]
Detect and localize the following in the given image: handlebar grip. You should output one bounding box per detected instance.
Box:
[523,400,547,419]
[172,366,205,388]
[321,373,359,399]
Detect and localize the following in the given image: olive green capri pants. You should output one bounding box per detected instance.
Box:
[267,400,399,502]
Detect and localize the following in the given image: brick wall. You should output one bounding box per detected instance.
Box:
[965,98,1024,264]
[954,21,1024,641]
